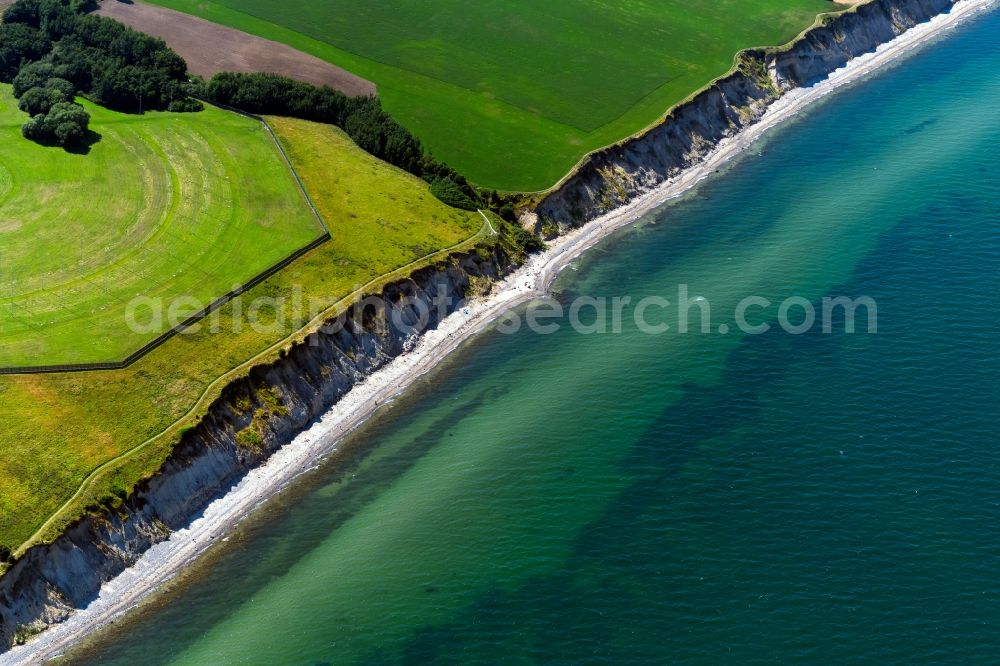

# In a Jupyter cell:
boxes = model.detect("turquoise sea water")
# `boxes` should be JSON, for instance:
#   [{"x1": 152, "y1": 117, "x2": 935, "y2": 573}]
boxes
[{"x1": 70, "y1": 11, "x2": 1000, "y2": 665}]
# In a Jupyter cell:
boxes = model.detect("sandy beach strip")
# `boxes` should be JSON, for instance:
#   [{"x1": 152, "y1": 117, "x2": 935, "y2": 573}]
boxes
[{"x1": 5, "y1": 0, "x2": 996, "y2": 662}]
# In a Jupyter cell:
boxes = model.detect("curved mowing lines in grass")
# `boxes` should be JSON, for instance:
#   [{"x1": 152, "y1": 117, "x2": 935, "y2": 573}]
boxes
[
  {"x1": 190, "y1": 122, "x2": 241, "y2": 255},
  {"x1": 159, "y1": 129, "x2": 236, "y2": 289},
  {"x1": 156, "y1": 128, "x2": 214, "y2": 281},
  {"x1": 102, "y1": 121, "x2": 240, "y2": 313},
  {"x1": 137, "y1": 124, "x2": 191, "y2": 257},
  {"x1": 4, "y1": 131, "x2": 146, "y2": 297},
  {"x1": 196, "y1": 118, "x2": 315, "y2": 272},
  {"x1": 190, "y1": 124, "x2": 236, "y2": 225},
  {"x1": 13, "y1": 117, "x2": 207, "y2": 315},
  {"x1": 0, "y1": 163, "x2": 12, "y2": 204},
  {"x1": 58, "y1": 128, "x2": 223, "y2": 308},
  {"x1": 106, "y1": 126, "x2": 171, "y2": 266},
  {"x1": 0, "y1": 85, "x2": 324, "y2": 367},
  {"x1": 76, "y1": 128, "x2": 152, "y2": 278},
  {"x1": 80, "y1": 128, "x2": 166, "y2": 283},
  {"x1": 7, "y1": 126, "x2": 170, "y2": 305},
  {"x1": 169, "y1": 125, "x2": 214, "y2": 227},
  {"x1": 111, "y1": 125, "x2": 169, "y2": 251}
]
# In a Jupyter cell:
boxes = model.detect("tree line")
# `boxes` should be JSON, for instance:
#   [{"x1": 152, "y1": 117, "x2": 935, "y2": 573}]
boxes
[
  {"x1": 0, "y1": 0, "x2": 486, "y2": 211},
  {"x1": 1, "y1": 0, "x2": 202, "y2": 145},
  {"x1": 200, "y1": 72, "x2": 481, "y2": 209}
]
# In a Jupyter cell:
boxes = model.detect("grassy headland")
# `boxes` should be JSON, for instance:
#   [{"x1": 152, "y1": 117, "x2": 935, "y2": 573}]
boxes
[{"x1": 0, "y1": 116, "x2": 486, "y2": 557}]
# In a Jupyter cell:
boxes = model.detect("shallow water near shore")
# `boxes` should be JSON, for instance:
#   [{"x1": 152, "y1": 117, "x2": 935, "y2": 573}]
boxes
[{"x1": 68, "y1": 10, "x2": 1000, "y2": 664}]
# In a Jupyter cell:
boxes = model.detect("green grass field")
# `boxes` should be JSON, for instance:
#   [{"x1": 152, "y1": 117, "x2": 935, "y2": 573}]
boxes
[
  {"x1": 0, "y1": 115, "x2": 485, "y2": 556},
  {"x1": 0, "y1": 85, "x2": 324, "y2": 368},
  {"x1": 144, "y1": 0, "x2": 841, "y2": 190}
]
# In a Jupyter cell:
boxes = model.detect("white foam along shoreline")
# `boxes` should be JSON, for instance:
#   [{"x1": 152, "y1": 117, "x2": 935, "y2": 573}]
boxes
[{"x1": 6, "y1": 1, "x2": 995, "y2": 662}]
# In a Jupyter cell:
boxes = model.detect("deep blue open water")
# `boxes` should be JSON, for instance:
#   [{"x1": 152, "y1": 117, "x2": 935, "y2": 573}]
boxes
[{"x1": 70, "y1": 9, "x2": 1000, "y2": 664}]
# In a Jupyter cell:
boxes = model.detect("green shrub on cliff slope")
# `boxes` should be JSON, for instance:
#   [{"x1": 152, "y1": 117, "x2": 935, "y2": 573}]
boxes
[{"x1": 429, "y1": 177, "x2": 479, "y2": 211}]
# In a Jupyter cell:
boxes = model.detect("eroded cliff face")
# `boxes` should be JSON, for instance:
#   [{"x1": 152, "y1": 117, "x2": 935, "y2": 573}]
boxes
[
  {"x1": 0, "y1": 249, "x2": 513, "y2": 649},
  {"x1": 535, "y1": 0, "x2": 954, "y2": 227},
  {"x1": 774, "y1": 0, "x2": 953, "y2": 86},
  {"x1": 0, "y1": 0, "x2": 960, "y2": 652}
]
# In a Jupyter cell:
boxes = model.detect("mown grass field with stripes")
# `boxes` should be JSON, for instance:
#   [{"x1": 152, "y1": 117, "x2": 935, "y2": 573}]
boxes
[
  {"x1": 0, "y1": 114, "x2": 485, "y2": 555},
  {"x1": 0, "y1": 84, "x2": 324, "y2": 367}
]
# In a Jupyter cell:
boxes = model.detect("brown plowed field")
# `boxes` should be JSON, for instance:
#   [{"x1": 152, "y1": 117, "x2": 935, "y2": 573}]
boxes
[{"x1": 95, "y1": 0, "x2": 375, "y2": 97}]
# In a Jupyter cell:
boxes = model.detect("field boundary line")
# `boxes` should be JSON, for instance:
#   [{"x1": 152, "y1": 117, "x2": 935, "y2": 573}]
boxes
[
  {"x1": 0, "y1": 106, "x2": 330, "y2": 376},
  {"x1": 517, "y1": 3, "x2": 867, "y2": 198},
  {"x1": 14, "y1": 216, "x2": 496, "y2": 558},
  {"x1": 206, "y1": 101, "x2": 331, "y2": 236}
]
